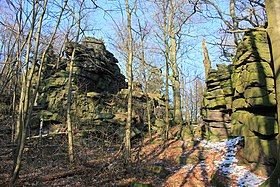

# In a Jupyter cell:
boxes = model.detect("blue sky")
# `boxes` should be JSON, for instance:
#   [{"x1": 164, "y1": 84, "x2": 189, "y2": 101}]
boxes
[
  {"x1": 0, "y1": 0, "x2": 233, "y2": 83},
  {"x1": 80, "y1": 0, "x2": 232, "y2": 82}
]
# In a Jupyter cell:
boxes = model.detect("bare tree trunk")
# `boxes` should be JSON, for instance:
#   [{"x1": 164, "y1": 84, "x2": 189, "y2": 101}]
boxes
[
  {"x1": 202, "y1": 39, "x2": 211, "y2": 79},
  {"x1": 124, "y1": 0, "x2": 133, "y2": 161},
  {"x1": 261, "y1": 0, "x2": 280, "y2": 186},
  {"x1": 185, "y1": 90, "x2": 190, "y2": 124},
  {"x1": 165, "y1": 57, "x2": 170, "y2": 140},
  {"x1": 66, "y1": 48, "x2": 75, "y2": 164},
  {"x1": 230, "y1": 0, "x2": 239, "y2": 45},
  {"x1": 169, "y1": 0, "x2": 182, "y2": 125},
  {"x1": 163, "y1": 0, "x2": 170, "y2": 140},
  {"x1": 140, "y1": 36, "x2": 152, "y2": 140},
  {"x1": 11, "y1": 0, "x2": 47, "y2": 184},
  {"x1": 194, "y1": 79, "x2": 198, "y2": 124}
]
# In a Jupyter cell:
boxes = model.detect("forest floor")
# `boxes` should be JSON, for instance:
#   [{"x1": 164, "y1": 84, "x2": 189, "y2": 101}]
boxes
[{"x1": 0, "y1": 125, "x2": 269, "y2": 187}]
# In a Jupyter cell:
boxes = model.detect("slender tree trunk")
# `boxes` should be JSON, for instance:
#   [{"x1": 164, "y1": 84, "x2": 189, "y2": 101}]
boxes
[
  {"x1": 194, "y1": 79, "x2": 198, "y2": 124},
  {"x1": 230, "y1": 0, "x2": 239, "y2": 45},
  {"x1": 65, "y1": 0, "x2": 84, "y2": 165},
  {"x1": 169, "y1": 0, "x2": 182, "y2": 125},
  {"x1": 12, "y1": 15, "x2": 36, "y2": 187},
  {"x1": 66, "y1": 48, "x2": 75, "y2": 164},
  {"x1": 185, "y1": 90, "x2": 190, "y2": 124},
  {"x1": 11, "y1": 0, "x2": 47, "y2": 184},
  {"x1": 163, "y1": 0, "x2": 170, "y2": 140},
  {"x1": 140, "y1": 35, "x2": 152, "y2": 140},
  {"x1": 165, "y1": 57, "x2": 170, "y2": 140},
  {"x1": 261, "y1": 0, "x2": 280, "y2": 186},
  {"x1": 124, "y1": 0, "x2": 133, "y2": 161},
  {"x1": 202, "y1": 39, "x2": 211, "y2": 79}
]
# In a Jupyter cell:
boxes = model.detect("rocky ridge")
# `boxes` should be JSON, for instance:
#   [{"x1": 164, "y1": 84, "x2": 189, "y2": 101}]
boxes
[{"x1": 33, "y1": 37, "x2": 165, "y2": 140}]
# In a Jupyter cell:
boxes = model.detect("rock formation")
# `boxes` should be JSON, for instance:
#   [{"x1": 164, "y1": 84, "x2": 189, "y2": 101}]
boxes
[
  {"x1": 231, "y1": 30, "x2": 278, "y2": 165},
  {"x1": 33, "y1": 37, "x2": 165, "y2": 140},
  {"x1": 202, "y1": 30, "x2": 279, "y2": 169},
  {"x1": 201, "y1": 64, "x2": 233, "y2": 140}
]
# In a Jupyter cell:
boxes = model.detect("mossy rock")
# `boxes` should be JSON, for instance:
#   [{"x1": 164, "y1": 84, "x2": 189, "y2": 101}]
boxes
[
  {"x1": 232, "y1": 98, "x2": 249, "y2": 110},
  {"x1": 243, "y1": 136, "x2": 277, "y2": 163},
  {"x1": 231, "y1": 111, "x2": 255, "y2": 136},
  {"x1": 234, "y1": 31, "x2": 271, "y2": 63},
  {"x1": 224, "y1": 96, "x2": 233, "y2": 109},
  {"x1": 233, "y1": 72, "x2": 275, "y2": 94},
  {"x1": 242, "y1": 71, "x2": 268, "y2": 88},
  {"x1": 201, "y1": 108, "x2": 207, "y2": 118},
  {"x1": 208, "y1": 122, "x2": 231, "y2": 129},
  {"x1": 234, "y1": 84, "x2": 245, "y2": 95},
  {"x1": 223, "y1": 87, "x2": 233, "y2": 96},
  {"x1": 44, "y1": 76, "x2": 68, "y2": 89},
  {"x1": 39, "y1": 110, "x2": 60, "y2": 122},
  {"x1": 204, "y1": 110, "x2": 231, "y2": 122},
  {"x1": 244, "y1": 87, "x2": 270, "y2": 98},
  {"x1": 234, "y1": 51, "x2": 254, "y2": 66},
  {"x1": 204, "y1": 97, "x2": 226, "y2": 109},
  {"x1": 130, "y1": 182, "x2": 152, "y2": 187},
  {"x1": 205, "y1": 89, "x2": 225, "y2": 99},
  {"x1": 217, "y1": 73, "x2": 231, "y2": 81},
  {"x1": 231, "y1": 120, "x2": 255, "y2": 137},
  {"x1": 246, "y1": 93, "x2": 276, "y2": 107},
  {"x1": 147, "y1": 165, "x2": 171, "y2": 178},
  {"x1": 208, "y1": 126, "x2": 230, "y2": 139},
  {"x1": 86, "y1": 92, "x2": 101, "y2": 98},
  {"x1": 52, "y1": 70, "x2": 68, "y2": 78},
  {"x1": 94, "y1": 113, "x2": 115, "y2": 120},
  {"x1": 246, "y1": 61, "x2": 274, "y2": 77},
  {"x1": 206, "y1": 72, "x2": 218, "y2": 83},
  {"x1": 248, "y1": 115, "x2": 278, "y2": 136},
  {"x1": 233, "y1": 32, "x2": 271, "y2": 70},
  {"x1": 220, "y1": 80, "x2": 232, "y2": 88},
  {"x1": 231, "y1": 110, "x2": 278, "y2": 136},
  {"x1": 207, "y1": 81, "x2": 220, "y2": 88}
]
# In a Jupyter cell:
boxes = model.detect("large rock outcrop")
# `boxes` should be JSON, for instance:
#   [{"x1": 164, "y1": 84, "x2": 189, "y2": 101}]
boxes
[
  {"x1": 202, "y1": 30, "x2": 279, "y2": 166},
  {"x1": 33, "y1": 37, "x2": 165, "y2": 140},
  {"x1": 231, "y1": 30, "x2": 278, "y2": 164}
]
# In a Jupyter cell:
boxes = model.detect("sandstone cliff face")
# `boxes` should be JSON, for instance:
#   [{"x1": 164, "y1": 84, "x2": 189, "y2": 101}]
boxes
[{"x1": 202, "y1": 30, "x2": 279, "y2": 166}]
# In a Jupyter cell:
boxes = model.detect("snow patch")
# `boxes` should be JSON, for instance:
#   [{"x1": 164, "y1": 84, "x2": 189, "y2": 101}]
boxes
[{"x1": 201, "y1": 137, "x2": 266, "y2": 186}]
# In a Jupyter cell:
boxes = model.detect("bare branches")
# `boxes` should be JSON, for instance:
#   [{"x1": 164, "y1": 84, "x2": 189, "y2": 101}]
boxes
[{"x1": 228, "y1": 27, "x2": 266, "y2": 33}]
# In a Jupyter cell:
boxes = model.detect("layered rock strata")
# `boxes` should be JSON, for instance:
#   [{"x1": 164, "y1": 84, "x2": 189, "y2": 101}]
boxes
[
  {"x1": 201, "y1": 64, "x2": 233, "y2": 139},
  {"x1": 231, "y1": 30, "x2": 278, "y2": 164},
  {"x1": 202, "y1": 30, "x2": 279, "y2": 166},
  {"x1": 33, "y1": 37, "x2": 165, "y2": 140}
]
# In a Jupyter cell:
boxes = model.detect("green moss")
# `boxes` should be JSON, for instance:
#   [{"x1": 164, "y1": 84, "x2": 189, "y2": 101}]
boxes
[
  {"x1": 244, "y1": 87, "x2": 269, "y2": 98},
  {"x1": 232, "y1": 98, "x2": 248, "y2": 110},
  {"x1": 231, "y1": 110, "x2": 278, "y2": 136},
  {"x1": 147, "y1": 165, "x2": 171, "y2": 178},
  {"x1": 248, "y1": 115, "x2": 278, "y2": 135},
  {"x1": 246, "y1": 93, "x2": 276, "y2": 107},
  {"x1": 231, "y1": 120, "x2": 254, "y2": 137},
  {"x1": 243, "y1": 136, "x2": 277, "y2": 163},
  {"x1": 130, "y1": 182, "x2": 152, "y2": 187}
]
